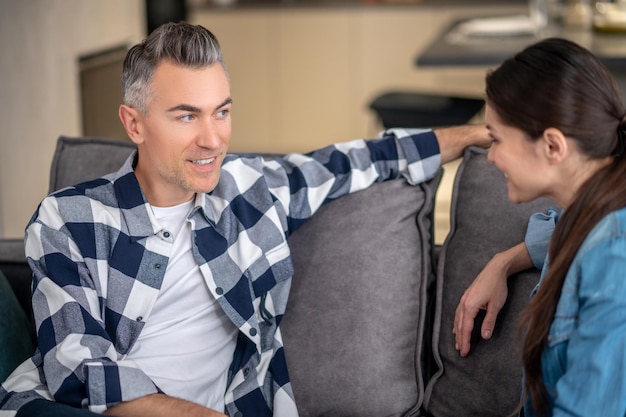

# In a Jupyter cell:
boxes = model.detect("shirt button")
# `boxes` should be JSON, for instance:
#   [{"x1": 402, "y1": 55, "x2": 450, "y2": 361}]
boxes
[
  {"x1": 136, "y1": 316, "x2": 143, "y2": 322},
  {"x1": 249, "y1": 328, "x2": 257, "y2": 337},
  {"x1": 243, "y1": 367, "x2": 250, "y2": 377},
  {"x1": 215, "y1": 287, "x2": 224, "y2": 295},
  {"x1": 155, "y1": 264, "x2": 161, "y2": 269},
  {"x1": 163, "y1": 231, "x2": 171, "y2": 238}
]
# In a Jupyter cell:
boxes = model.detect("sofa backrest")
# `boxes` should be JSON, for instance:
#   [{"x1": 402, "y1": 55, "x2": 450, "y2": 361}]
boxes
[
  {"x1": 43, "y1": 134, "x2": 445, "y2": 416},
  {"x1": 49, "y1": 136, "x2": 136, "y2": 193},
  {"x1": 6, "y1": 136, "x2": 558, "y2": 416}
]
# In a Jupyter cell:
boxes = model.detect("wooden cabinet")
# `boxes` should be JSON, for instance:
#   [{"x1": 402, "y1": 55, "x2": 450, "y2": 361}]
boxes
[{"x1": 190, "y1": 5, "x2": 518, "y2": 153}]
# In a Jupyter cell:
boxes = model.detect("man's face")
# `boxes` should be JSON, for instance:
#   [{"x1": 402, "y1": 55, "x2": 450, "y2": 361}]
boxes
[{"x1": 128, "y1": 61, "x2": 232, "y2": 207}]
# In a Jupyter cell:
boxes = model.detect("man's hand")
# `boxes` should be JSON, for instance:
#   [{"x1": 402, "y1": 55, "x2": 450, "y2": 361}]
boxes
[
  {"x1": 433, "y1": 124, "x2": 491, "y2": 165},
  {"x1": 452, "y1": 242, "x2": 533, "y2": 357},
  {"x1": 103, "y1": 394, "x2": 227, "y2": 417}
]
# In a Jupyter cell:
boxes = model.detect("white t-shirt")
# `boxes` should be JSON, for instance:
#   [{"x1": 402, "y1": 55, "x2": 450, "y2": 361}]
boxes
[{"x1": 126, "y1": 199, "x2": 238, "y2": 411}]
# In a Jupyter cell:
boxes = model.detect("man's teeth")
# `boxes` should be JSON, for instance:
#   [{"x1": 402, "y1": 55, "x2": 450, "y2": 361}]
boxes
[{"x1": 193, "y1": 158, "x2": 215, "y2": 165}]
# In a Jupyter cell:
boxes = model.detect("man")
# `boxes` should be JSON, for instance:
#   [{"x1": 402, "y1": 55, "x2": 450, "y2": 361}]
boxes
[{"x1": 0, "y1": 22, "x2": 489, "y2": 417}]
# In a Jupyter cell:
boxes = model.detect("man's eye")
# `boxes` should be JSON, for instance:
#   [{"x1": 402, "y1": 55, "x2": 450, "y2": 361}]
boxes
[
  {"x1": 217, "y1": 109, "x2": 230, "y2": 119},
  {"x1": 180, "y1": 114, "x2": 195, "y2": 122}
]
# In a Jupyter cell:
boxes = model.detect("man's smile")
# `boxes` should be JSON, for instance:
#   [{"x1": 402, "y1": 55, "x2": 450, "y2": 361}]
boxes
[{"x1": 192, "y1": 157, "x2": 216, "y2": 166}]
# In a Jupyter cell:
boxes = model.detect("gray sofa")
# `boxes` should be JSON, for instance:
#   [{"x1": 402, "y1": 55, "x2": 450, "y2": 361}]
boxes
[{"x1": 0, "y1": 135, "x2": 555, "y2": 417}]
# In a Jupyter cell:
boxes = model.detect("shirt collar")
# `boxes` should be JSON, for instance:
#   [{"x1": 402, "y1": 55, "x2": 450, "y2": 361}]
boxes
[{"x1": 112, "y1": 151, "x2": 219, "y2": 239}]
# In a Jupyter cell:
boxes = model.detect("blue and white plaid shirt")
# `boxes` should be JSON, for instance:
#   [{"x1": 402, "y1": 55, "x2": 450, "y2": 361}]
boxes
[{"x1": 0, "y1": 129, "x2": 440, "y2": 417}]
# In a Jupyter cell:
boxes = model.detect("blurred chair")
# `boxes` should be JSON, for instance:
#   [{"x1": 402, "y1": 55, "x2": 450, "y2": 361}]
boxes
[{"x1": 369, "y1": 91, "x2": 484, "y2": 129}]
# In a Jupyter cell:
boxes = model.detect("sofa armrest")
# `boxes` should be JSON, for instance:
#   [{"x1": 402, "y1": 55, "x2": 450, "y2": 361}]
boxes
[
  {"x1": 0, "y1": 238, "x2": 34, "y2": 334},
  {"x1": 0, "y1": 238, "x2": 25, "y2": 262}
]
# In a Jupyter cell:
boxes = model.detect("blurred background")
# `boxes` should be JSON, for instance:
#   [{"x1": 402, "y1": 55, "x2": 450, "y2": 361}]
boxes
[{"x1": 0, "y1": 0, "x2": 594, "y2": 241}]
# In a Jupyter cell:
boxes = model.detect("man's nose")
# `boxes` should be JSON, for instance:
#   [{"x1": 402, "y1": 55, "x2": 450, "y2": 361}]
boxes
[{"x1": 196, "y1": 119, "x2": 222, "y2": 148}]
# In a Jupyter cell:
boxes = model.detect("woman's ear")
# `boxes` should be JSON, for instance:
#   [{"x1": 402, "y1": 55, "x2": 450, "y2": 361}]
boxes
[
  {"x1": 119, "y1": 105, "x2": 144, "y2": 145},
  {"x1": 540, "y1": 127, "x2": 569, "y2": 165}
]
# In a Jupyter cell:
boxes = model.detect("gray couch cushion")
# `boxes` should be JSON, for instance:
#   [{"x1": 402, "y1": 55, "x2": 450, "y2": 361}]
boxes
[
  {"x1": 49, "y1": 136, "x2": 136, "y2": 193},
  {"x1": 423, "y1": 147, "x2": 557, "y2": 417},
  {"x1": 283, "y1": 173, "x2": 441, "y2": 417}
]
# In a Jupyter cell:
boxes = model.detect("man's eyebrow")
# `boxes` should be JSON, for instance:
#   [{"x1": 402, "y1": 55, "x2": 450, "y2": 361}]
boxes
[
  {"x1": 167, "y1": 104, "x2": 202, "y2": 113},
  {"x1": 166, "y1": 97, "x2": 232, "y2": 113},
  {"x1": 218, "y1": 97, "x2": 233, "y2": 109}
]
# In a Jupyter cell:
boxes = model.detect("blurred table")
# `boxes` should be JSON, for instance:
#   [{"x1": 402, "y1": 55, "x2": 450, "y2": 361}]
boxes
[
  {"x1": 417, "y1": 17, "x2": 626, "y2": 68},
  {"x1": 416, "y1": 16, "x2": 626, "y2": 97}
]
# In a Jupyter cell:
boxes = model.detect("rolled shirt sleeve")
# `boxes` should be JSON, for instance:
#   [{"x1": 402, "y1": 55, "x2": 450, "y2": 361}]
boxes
[
  {"x1": 525, "y1": 209, "x2": 559, "y2": 270},
  {"x1": 258, "y1": 128, "x2": 441, "y2": 231}
]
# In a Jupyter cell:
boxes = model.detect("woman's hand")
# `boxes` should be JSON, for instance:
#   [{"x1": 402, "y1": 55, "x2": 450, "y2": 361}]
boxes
[{"x1": 453, "y1": 242, "x2": 533, "y2": 357}]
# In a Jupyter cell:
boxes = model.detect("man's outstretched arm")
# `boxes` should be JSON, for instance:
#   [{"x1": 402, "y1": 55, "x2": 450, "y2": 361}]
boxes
[{"x1": 434, "y1": 124, "x2": 490, "y2": 164}]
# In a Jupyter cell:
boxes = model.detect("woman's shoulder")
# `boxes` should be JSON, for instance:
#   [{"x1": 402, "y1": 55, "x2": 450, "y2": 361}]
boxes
[
  {"x1": 579, "y1": 207, "x2": 626, "y2": 252},
  {"x1": 569, "y1": 208, "x2": 626, "y2": 288}
]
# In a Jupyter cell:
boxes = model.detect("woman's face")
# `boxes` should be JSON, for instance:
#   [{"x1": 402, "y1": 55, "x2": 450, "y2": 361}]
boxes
[{"x1": 485, "y1": 104, "x2": 552, "y2": 204}]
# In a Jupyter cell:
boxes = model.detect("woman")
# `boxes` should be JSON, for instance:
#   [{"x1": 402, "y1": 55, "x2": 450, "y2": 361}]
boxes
[{"x1": 485, "y1": 38, "x2": 626, "y2": 416}]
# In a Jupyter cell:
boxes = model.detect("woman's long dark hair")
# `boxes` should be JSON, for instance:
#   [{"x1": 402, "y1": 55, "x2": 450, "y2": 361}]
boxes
[{"x1": 486, "y1": 38, "x2": 626, "y2": 416}]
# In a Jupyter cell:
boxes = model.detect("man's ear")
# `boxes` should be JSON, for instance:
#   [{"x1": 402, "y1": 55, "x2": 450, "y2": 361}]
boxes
[
  {"x1": 119, "y1": 104, "x2": 144, "y2": 145},
  {"x1": 540, "y1": 127, "x2": 568, "y2": 164}
]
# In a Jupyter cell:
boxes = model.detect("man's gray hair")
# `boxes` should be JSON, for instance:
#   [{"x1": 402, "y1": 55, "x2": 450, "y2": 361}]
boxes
[{"x1": 121, "y1": 22, "x2": 226, "y2": 113}]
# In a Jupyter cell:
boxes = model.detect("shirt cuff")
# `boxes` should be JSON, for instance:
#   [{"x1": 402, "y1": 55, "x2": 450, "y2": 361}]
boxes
[
  {"x1": 84, "y1": 361, "x2": 159, "y2": 413},
  {"x1": 384, "y1": 128, "x2": 441, "y2": 185},
  {"x1": 525, "y1": 209, "x2": 559, "y2": 270}
]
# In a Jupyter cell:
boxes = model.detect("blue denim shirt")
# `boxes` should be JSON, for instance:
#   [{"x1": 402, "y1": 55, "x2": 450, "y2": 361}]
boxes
[{"x1": 523, "y1": 208, "x2": 626, "y2": 417}]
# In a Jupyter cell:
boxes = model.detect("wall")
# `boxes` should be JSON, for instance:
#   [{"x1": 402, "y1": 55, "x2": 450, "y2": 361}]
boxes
[
  {"x1": 188, "y1": 5, "x2": 522, "y2": 154},
  {"x1": 188, "y1": 4, "x2": 521, "y2": 243},
  {"x1": 0, "y1": 2, "x2": 523, "y2": 239},
  {"x1": 0, "y1": 0, "x2": 145, "y2": 238}
]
